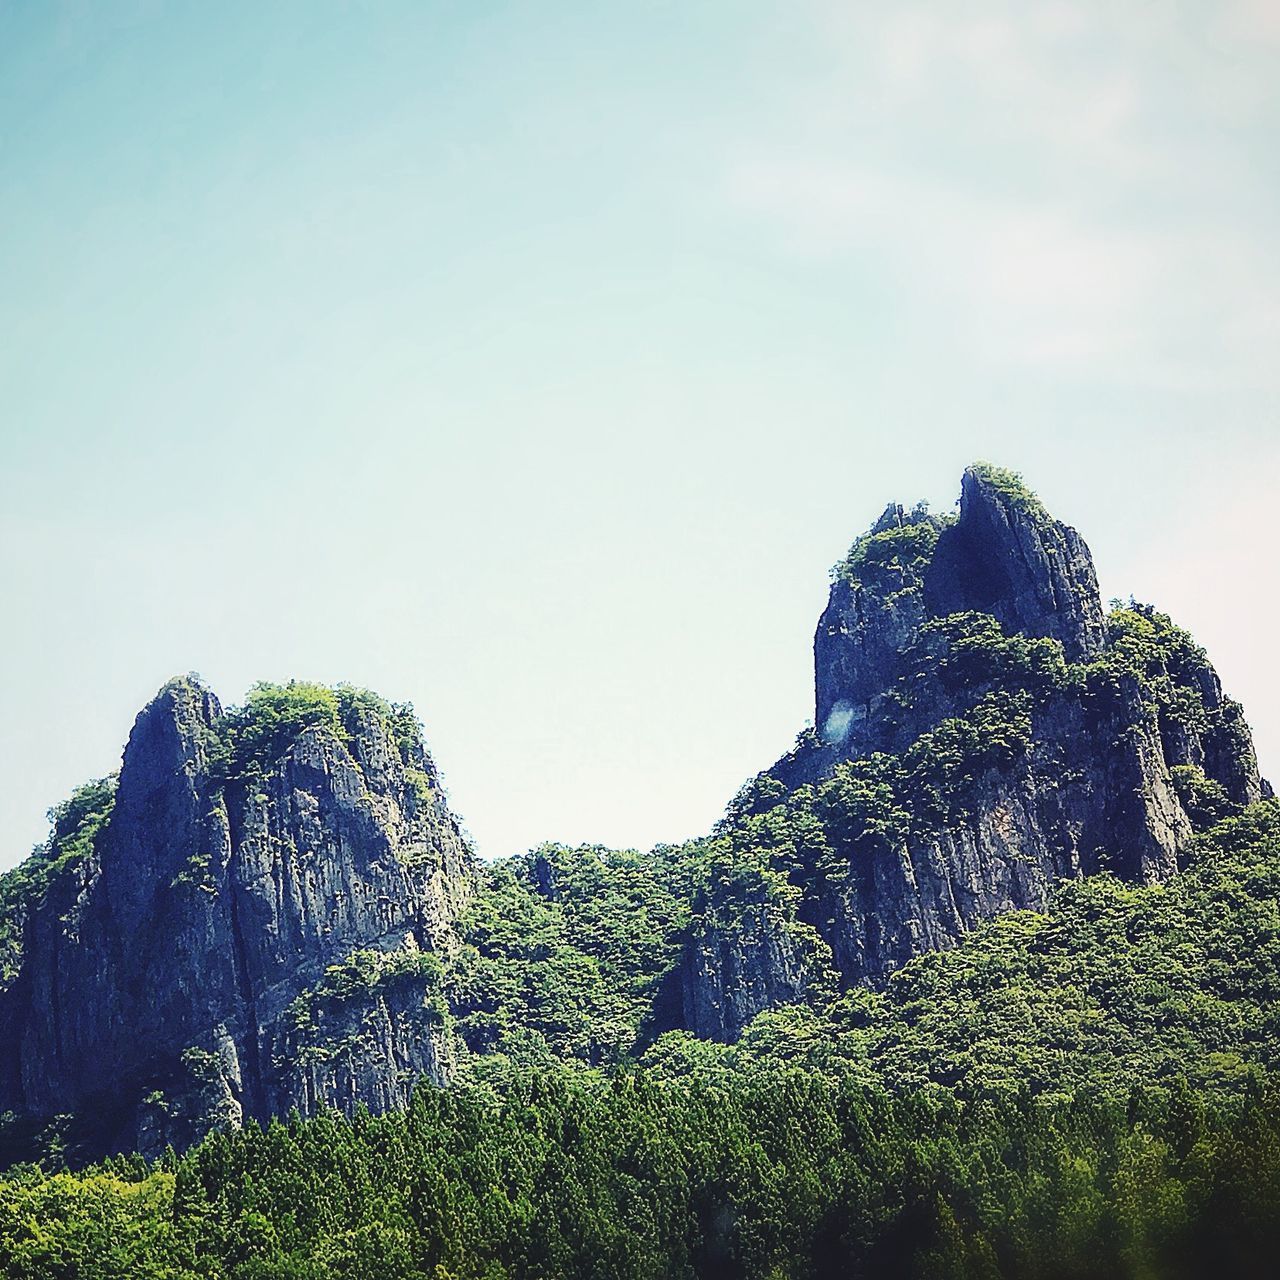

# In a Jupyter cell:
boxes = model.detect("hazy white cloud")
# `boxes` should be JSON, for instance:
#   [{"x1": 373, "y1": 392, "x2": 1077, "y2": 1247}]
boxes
[
  {"x1": 726, "y1": 156, "x2": 1159, "y2": 369},
  {"x1": 1228, "y1": 0, "x2": 1280, "y2": 43},
  {"x1": 726, "y1": 1, "x2": 1280, "y2": 384}
]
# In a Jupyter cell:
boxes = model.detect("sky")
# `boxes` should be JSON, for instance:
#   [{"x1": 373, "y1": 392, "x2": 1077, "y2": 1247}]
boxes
[{"x1": 1, "y1": 1, "x2": 1277, "y2": 870}]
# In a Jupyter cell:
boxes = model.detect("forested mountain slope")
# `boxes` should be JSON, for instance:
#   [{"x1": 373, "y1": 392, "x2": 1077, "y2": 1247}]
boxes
[
  {"x1": 4, "y1": 803, "x2": 1280, "y2": 1278},
  {"x1": 679, "y1": 463, "x2": 1266, "y2": 1038},
  {"x1": 0, "y1": 465, "x2": 1270, "y2": 1171}
]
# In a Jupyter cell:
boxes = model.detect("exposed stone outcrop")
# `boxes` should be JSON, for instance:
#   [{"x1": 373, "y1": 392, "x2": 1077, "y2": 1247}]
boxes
[
  {"x1": 0, "y1": 461, "x2": 1269, "y2": 1123},
  {"x1": 681, "y1": 902, "x2": 826, "y2": 1044},
  {"x1": 813, "y1": 502, "x2": 943, "y2": 755},
  {"x1": 813, "y1": 467, "x2": 1104, "y2": 757},
  {"x1": 924, "y1": 467, "x2": 1106, "y2": 661},
  {"x1": 682, "y1": 464, "x2": 1267, "y2": 1039},
  {"x1": 0, "y1": 679, "x2": 476, "y2": 1157}
]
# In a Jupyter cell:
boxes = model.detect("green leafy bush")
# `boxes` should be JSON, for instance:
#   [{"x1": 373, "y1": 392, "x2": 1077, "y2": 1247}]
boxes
[
  {"x1": 210, "y1": 681, "x2": 426, "y2": 782},
  {"x1": 287, "y1": 948, "x2": 446, "y2": 1034},
  {"x1": 216, "y1": 681, "x2": 346, "y2": 778},
  {"x1": 833, "y1": 514, "x2": 945, "y2": 591}
]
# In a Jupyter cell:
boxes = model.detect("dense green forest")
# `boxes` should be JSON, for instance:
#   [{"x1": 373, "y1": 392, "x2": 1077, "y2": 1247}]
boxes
[
  {"x1": 1, "y1": 564, "x2": 1276, "y2": 1276},
  {"x1": 3, "y1": 804, "x2": 1280, "y2": 1277},
  {"x1": 647, "y1": 801, "x2": 1280, "y2": 1095},
  {"x1": 4, "y1": 1069, "x2": 1279, "y2": 1279}
]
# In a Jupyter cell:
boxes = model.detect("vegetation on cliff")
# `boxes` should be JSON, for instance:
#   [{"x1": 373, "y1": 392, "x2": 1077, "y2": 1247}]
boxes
[
  {"x1": 4, "y1": 802, "x2": 1280, "y2": 1278},
  {"x1": 0, "y1": 776, "x2": 116, "y2": 988},
  {"x1": 650, "y1": 803, "x2": 1280, "y2": 1092},
  {"x1": 0, "y1": 466, "x2": 1274, "y2": 1276},
  {"x1": 211, "y1": 680, "x2": 425, "y2": 780}
]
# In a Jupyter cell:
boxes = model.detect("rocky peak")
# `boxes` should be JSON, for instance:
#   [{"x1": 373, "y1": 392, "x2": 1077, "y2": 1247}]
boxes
[
  {"x1": 0, "y1": 465, "x2": 1268, "y2": 1143},
  {"x1": 815, "y1": 502, "x2": 946, "y2": 747},
  {"x1": 684, "y1": 464, "x2": 1267, "y2": 1040},
  {"x1": 814, "y1": 464, "x2": 1105, "y2": 755},
  {"x1": 102, "y1": 676, "x2": 222, "y2": 938},
  {"x1": 924, "y1": 464, "x2": 1106, "y2": 661},
  {"x1": 0, "y1": 677, "x2": 478, "y2": 1158}
]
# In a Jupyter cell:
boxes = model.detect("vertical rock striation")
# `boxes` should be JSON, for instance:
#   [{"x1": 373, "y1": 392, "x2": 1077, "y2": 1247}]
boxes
[
  {"x1": 0, "y1": 679, "x2": 476, "y2": 1156},
  {"x1": 0, "y1": 461, "x2": 1269, "y2": 1129},
  {"x1": 924, "y1": 466, "x2": 1107, "y2": 660}
]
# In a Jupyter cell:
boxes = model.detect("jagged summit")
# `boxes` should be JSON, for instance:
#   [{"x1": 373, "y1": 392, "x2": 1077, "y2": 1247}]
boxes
[
  {"x1": 928, "y1": 464, "x2": 1106, "y2": 659},
  {"x1": 816, "y1": 463, "x2": 1104, "y2": 753},
  {"x1": 682, "y1": 464, "x2": 1267, "y2": 1039},
  {"x1": 0, "y1": 677, "x2": 476, "y2": 1156},
  {"x1": 0, "y1": 464, "x2": 1269, "y2": 1155}
]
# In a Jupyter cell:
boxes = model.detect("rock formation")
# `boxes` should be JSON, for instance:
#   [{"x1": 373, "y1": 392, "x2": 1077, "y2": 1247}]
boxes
[
  {"x1": 0, "y1": 462, "x2": 1269, "y2": 1146},
  {"x1": 0, "y1": 679, "x2": 475, "y2": 1156},
  {"x1": 681, "y1": 464, "x2": 1267, "y2": 1040}
]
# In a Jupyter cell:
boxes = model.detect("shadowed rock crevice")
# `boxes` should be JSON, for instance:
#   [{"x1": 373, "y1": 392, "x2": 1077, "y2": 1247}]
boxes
[{"x1": 923, "y1": 465, "x2": 1106, "y2": 661}]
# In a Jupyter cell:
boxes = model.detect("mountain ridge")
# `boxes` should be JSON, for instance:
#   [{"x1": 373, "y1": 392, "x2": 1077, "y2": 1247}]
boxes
[
  {"x1": 680, "y1": 462, "x2": 1266, "y2": 1037},
  {"x1": 0, "y1": 463, "x2": 1268, "y2": 1161}
]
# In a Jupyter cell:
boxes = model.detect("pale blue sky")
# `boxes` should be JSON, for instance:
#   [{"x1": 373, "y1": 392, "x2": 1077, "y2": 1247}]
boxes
[{"x1": 2, "y1": 1, "x2": 1278, "y2": 868}]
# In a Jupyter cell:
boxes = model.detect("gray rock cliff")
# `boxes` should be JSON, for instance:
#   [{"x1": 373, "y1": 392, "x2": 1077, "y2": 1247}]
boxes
[
  {"x1": 682, "y1": 464, "x2": 1267, "y2": 1039},
  {"x1": 0, "y1": 463, "x2": 1269, "y2": 1133},
  {"x1": 0, "y1": 679, "x2": 476, "y2": 1156}
]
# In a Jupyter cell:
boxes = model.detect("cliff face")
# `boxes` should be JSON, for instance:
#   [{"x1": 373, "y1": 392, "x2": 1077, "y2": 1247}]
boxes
[
  {"x1": 0, "y1": 462, "x2": 1270, "y2": 1144},
  {"x1": 682, "y1": 465, "x2": 1267, "y2": 1040},
  {"x1": 924, "y1": 468, "x2": 1106, "y2": 662},
  {"x1": 680, "y1": 901, "x2": 827, "y2": 1044},
  {"x1": 0, "y1": 680, "x2": 475, "y2": 1156}
]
